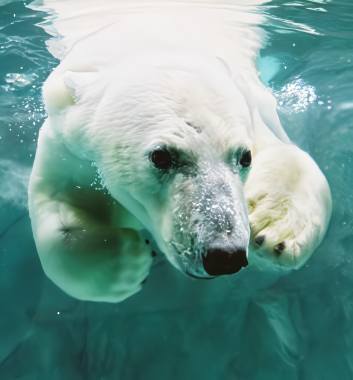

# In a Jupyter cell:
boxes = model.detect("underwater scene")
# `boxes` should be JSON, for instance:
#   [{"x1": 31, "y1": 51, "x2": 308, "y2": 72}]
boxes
[{"x1": 0, "y1": 0, "x2": 353, "y2": 379}]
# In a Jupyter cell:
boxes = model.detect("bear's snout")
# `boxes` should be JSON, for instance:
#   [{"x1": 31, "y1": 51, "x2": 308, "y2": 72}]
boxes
[{"x1": 202, "y1": 248, "x2": 248, "y2": 276}]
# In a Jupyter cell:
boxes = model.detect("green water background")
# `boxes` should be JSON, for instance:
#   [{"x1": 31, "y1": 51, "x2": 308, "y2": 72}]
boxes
[{"x1": 0, "y1": 0, "x2": 353, "y2": 378}]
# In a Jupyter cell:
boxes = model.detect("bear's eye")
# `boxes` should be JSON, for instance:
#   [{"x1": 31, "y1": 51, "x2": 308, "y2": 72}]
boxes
[
  {"x1": 240, "y1": 150, "x2": 251, "y2": 168},
  {"x1": 151, "y1": 149, "x2": 173, "y2": 170}
]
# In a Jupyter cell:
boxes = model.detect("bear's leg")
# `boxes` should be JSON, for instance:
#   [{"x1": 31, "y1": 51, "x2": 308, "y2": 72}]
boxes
[
  {"x1": 244, "y1": 143, "x2": 332, "y2": 269},
  {"x1": 29, "y1": 123, "x2": 153, "y2": 302}
]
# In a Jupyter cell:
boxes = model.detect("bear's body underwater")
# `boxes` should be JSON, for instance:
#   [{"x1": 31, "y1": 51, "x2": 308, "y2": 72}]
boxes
[{"x1": 28, "y1": 0, "x2": 332, "y2": 302}]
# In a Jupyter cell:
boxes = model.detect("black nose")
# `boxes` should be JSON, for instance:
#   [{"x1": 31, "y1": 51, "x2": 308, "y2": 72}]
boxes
[{"x1": 202, "y1": 248, "x2": 248, "y2": 276}]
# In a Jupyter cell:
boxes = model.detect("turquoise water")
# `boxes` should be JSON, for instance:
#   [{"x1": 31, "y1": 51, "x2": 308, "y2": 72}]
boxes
[{"x1": 0, "y1": 0, "x2": 353, "y2": 379}]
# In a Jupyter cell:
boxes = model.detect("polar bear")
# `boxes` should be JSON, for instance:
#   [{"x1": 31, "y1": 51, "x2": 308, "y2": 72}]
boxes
[{"x1": 29, "y1": 0, "x2": 332, "y2": 302}]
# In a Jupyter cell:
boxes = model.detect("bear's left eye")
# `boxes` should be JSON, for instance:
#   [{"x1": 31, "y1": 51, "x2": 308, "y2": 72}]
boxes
[
  {"x1": 240, "y1": 150, "x2": 251, "y2": 168},
  {"x1": 151, "y1": 149, "x2": 173, "y2": 170}
]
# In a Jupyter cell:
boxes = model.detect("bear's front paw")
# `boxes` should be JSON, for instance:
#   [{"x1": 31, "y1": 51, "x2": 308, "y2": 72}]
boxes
[
  {"x1": 82, "y1": 228, "x2": 154, "y2": 302},
  {"x1": 247, "y1": 196, "x2": 311, "y2": 268},
  {"x1": 245, "y1": 144, "x2": 331, "y2": 269}
]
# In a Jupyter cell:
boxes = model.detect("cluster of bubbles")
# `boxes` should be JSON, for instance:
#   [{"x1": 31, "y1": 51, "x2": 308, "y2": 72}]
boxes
[
  {"x1": 271, "y1": 77, "x2": 318, "y2": 113},
  {"x1": 90, "y1": 163, "x2": 108, "y2": 191}
]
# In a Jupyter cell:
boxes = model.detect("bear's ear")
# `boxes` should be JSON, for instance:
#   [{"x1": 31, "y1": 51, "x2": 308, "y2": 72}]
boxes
[{"x1": 43, "y1": 71, "x2": 99, "y2": 116}]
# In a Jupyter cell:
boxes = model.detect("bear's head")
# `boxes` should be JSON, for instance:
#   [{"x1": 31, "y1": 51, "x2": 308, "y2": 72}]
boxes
[{"x1": 45, "y1": 55, "x2": 255, "y2": 279}]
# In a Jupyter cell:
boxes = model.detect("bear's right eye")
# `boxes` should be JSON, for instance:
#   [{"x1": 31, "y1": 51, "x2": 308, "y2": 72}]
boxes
[
  {"x1": 151, "y1": 149, "x2": 173, "y2": 170},
  {"x1": 240, "y1": 150, "x2": 251, "y2": 168}
]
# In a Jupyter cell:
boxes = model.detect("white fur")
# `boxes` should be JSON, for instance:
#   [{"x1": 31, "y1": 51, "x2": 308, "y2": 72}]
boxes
[
  {"x1": 28, "y1": 0, "x2": 331, "y2": 302},
  {"x1": 245, "y1": 144, "x2": 332, "y2": 268}
]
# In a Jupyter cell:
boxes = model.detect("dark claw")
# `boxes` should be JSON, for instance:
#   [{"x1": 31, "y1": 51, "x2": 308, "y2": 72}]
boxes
[
  {"x1": 145, "y1": 240, "x2": 149, "y2": 245},
  {"x1": 255, "y1": 235, "x2": 265, "y2": 246},
  {"x1": 274, "y1": 242, "x2": 285, "y2": 254},
  {"x1": 141, "y1": 278, "x2": 148, "y2": 284},
  {"x1": 151, "y1": 251, "x2": 156, "y2": 257}
]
